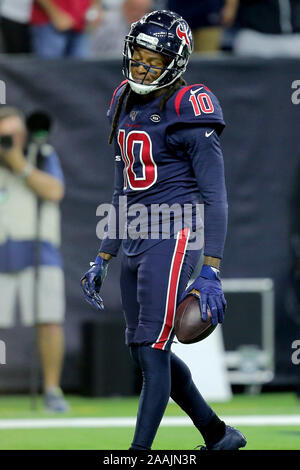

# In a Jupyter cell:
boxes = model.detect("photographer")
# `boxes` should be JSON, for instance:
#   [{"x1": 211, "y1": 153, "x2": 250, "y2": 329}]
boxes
[{"x1": 0, "y1": 106, "x2": 68, "y2": 412}]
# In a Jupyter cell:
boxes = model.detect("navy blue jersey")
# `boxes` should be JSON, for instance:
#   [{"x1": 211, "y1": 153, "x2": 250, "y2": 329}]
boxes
[{"x1": 100, "y1": 80, "x2": 228, "y2": 258}]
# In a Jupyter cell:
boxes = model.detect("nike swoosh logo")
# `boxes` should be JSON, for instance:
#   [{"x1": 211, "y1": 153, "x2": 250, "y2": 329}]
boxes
[
  {"x1": 190, "y1": 87, "x2": 203, "y2": 95},
  {"x1": 205, "y1": 130, "x2": 215, "y2": 138}
]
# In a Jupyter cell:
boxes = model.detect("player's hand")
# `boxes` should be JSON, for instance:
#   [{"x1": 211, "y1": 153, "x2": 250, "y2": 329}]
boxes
[
  {"x1": 180, "y1": 265, "x2": 226, "y2": 326},
  {"x1": 80, "y1": 255, "x2": 109, "y2": 310}
]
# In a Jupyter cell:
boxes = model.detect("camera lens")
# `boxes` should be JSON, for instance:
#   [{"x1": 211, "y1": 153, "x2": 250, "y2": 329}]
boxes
[{"x1": 0, "y1": 135, "x2": 13, "y2": 150}]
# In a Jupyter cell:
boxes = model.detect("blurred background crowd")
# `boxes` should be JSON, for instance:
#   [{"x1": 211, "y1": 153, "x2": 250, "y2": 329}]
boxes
[{"x1": 1, "y1": 0, "x2": 300, "y2": 58}]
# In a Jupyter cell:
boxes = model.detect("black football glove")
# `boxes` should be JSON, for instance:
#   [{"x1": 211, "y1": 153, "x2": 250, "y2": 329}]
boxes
[
  {"x1": 81, "y1": 254, "x2": 109, "y2": 310},
  {"x1": 180, "y1": 265, "x2": 226, "y2": 326}
]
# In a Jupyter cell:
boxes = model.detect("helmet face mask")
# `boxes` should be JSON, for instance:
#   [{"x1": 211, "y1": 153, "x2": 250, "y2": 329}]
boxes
[
  {"x1": 130, "y1": 54, "x2": 171, "y2": 83},
  {"x1": 123, "y1": 10, "x2": 193, "y2": 95}
]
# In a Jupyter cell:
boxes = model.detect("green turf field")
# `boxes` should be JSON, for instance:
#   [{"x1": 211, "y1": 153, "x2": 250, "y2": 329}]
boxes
[{"x1": 0, "y1": 393, "x2": 299, "y2": 450}]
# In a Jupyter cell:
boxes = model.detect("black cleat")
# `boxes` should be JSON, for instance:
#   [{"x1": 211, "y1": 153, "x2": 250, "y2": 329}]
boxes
[{"x1": 199, "y1": 425, "x2": 247, "y2": 450}]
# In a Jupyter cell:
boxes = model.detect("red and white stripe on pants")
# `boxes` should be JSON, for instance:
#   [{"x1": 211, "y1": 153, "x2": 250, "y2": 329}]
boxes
[{"x1": 152, "y1": 227, "x2": 190, "y2": 350}]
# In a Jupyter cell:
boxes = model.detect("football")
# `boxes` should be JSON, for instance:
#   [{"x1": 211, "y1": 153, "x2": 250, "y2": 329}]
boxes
[{"x1": 174, "y1": 291, "x2": 216, "y2": 344}]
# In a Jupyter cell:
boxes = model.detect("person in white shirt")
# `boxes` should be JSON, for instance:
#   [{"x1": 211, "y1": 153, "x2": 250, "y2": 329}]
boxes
[{"x1": 91, "y1": 0, "x2": 152, "y2": 57}]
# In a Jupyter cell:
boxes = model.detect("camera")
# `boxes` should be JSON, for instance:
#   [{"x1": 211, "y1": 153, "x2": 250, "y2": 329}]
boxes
[{"x1": 0, "y1": 134, "x2": 13, "y2": 151}]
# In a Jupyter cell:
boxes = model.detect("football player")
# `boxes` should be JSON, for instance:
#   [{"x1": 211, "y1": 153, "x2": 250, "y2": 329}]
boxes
[{"x1": 81, "y1": 10, "x2": 247, "y2": 451}]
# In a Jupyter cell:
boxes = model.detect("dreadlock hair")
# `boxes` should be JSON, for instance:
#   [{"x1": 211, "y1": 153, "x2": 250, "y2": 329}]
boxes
[{"x1": 108, "y1": 77, "x2": 187, "y2": 145}]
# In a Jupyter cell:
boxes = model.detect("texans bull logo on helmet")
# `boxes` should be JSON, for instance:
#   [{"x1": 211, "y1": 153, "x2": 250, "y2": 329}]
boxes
[{"x1": 176, "y1": 23, "x2": 192, "y2": 53}]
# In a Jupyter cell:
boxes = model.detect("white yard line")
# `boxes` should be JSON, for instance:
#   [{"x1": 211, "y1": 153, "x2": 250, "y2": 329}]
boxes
[{"x1": 0, "y1": 415, "x2": 300, "y2": 429}]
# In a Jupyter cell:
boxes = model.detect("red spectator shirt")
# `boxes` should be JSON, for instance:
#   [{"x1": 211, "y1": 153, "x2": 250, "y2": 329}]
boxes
[{"x1": 31, "y1": 0, "x2": 91, "y2": 32}]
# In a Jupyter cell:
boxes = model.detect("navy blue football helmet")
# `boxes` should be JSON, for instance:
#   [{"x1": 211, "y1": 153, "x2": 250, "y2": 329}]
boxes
[{"x1": 123, "y1": 10, "x2": 193, "y2": 95}]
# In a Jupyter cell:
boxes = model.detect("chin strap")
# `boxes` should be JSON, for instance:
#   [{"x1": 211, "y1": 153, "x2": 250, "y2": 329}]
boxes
[
  {"x1": 128, "y1": 70, "x2": 184, "y2": 96},
  {"x1": 129, "y1": 80, "x2": 157, "y2": 95}
]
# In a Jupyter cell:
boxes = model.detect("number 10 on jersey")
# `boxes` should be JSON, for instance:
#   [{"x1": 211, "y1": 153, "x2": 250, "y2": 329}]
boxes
[
  {"x1": 118, "y1": 129, "x2": 157, "y2": 190},
  {"x1": 189, "y1": 92, "x2": 214, "y2": 116}
]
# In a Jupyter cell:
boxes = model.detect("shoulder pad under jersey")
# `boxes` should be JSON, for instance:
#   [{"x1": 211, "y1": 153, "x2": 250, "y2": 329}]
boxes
[
  {"x1": 107, "y1": 80, "x2": 128, "y2": 123},
  {"x1": 167, "y1": 83, "x2": 225, "y2": 134}
]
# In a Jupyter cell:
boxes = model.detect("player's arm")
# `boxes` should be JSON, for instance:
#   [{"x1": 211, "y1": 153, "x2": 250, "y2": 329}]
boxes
[
  {"x1": 189, "y1": 126, "x2": 227, "y2": 324},
  {"x1": 81, "y1": 81, "x2": 127, "y2": 310},
  {"x1": 189, "y1": 127, "x2": 228, "y2": 263},
  {"x1": 80, "y1": 151, "x2": 125, "y2": 309},
  {"x1": 168, "y1": 124, "x2": 228, "y2": 324},
  {"x1": 168, "y1": 125, "x2": 228, "y2": 260},
  {"x1": 169, "y1": 85, "x2": 227, "y2": 257},
  {"x1": 98, "y1": 149, "x2": 125, "y2": 259}
]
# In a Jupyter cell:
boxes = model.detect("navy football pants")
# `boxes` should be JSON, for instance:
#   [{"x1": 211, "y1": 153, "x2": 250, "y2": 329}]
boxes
[
  {"x1": 120, "y1": 228, "x2": 200, "y2": 350},
  {"x1": 120, "y1": 229, "x2": 222, "y2": 449}
]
